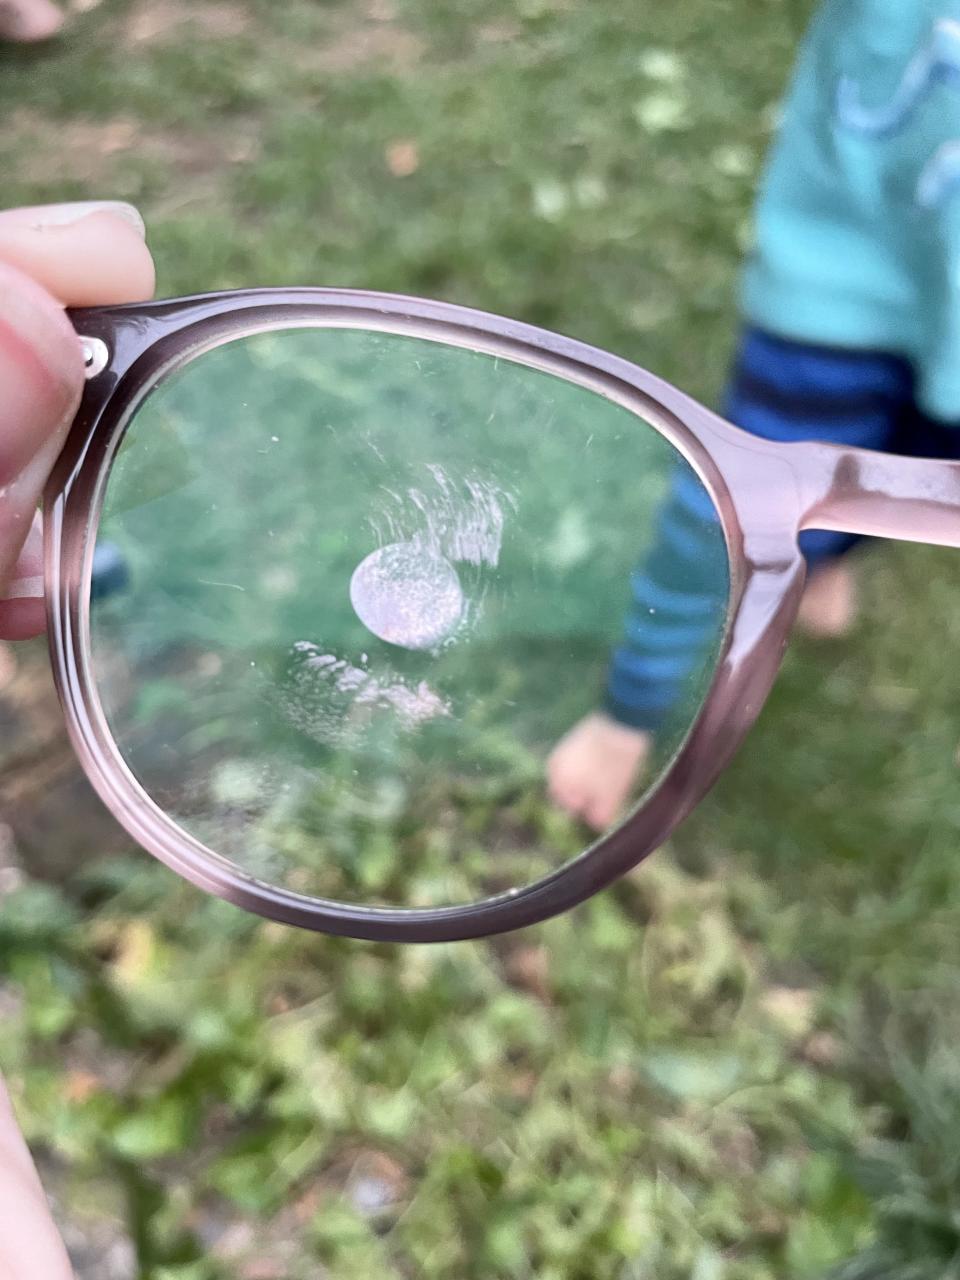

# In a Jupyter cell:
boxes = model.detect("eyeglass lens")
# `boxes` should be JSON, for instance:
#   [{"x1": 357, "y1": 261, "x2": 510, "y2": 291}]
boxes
[{"x1": 88, "y1": 326, "x2": 730, "y2": 909}]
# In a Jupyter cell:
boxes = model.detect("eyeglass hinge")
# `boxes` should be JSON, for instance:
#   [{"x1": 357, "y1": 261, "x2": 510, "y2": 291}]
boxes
[{"x1": 80, "y1": 336, "x2": 110, "y2": 379}]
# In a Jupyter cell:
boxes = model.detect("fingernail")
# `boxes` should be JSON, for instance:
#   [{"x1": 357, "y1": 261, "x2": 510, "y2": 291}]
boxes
[
  {"x1": 0, "y1": 201, "x2": 146, "y2": 238},
  {"x1": 1, "y1": 575, "x2": 42, "y2": 601}
]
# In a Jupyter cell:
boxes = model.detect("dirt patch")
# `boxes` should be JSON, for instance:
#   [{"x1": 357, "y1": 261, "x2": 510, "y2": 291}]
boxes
[
  {"x1": 0, "y1": 644, "x2": 130, "y2": 879},
  {"x1": 476, "y1": 20, "x2": 523, "y2": 44},
  {"x1": 122, "y1": 0, "x2": 421, "y2": 75},
  {"x1": 297, "y1": 20, "x2": 425, "y2": 75},
  {"x1": 5, "y1": 108, "x2": 261, "y2": 192},
  {"x1": 123, "y1": 0, "x2": 250, "y2": 46}
]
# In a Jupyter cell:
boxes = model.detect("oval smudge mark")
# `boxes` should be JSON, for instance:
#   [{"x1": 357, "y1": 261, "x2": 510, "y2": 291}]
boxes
[{"x1": 349, "y1": 541, "x2": 464, "y2": 650}]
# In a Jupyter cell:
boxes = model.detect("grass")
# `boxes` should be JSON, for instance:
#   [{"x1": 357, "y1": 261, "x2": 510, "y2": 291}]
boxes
[{"x1": 5, "y1": 0, "x2": 960, "y2": 1276}]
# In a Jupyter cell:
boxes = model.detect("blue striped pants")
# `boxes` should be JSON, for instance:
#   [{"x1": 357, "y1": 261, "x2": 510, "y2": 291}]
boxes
[{"x1": 605, "y1": 327, "x2": 960, "y2": 730}]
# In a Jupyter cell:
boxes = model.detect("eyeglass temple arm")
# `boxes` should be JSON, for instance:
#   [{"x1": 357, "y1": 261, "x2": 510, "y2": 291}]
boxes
[{"x1": 796, "y1": 441, "x2": 960, "y2": 551}]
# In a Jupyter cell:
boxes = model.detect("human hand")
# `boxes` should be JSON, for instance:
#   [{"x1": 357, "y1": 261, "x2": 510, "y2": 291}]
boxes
[
  {"x1": 0, "y1": 200, "x2": 155, "y2": 641},
  {"x1": 0, "y1": 199, "x2": 155, "y2": 1278}
]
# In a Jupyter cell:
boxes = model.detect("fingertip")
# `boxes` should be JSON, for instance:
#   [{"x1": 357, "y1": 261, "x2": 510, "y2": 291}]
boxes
[
  {"x1": 0, "y1": 210, "x2": 157, "y2": 307},
  {"x1": 75, "y1": 212, "x2": 156, "y2": 302},
  {"x1": 583, "y1": 803, "x2": 612, "y2": 834}
]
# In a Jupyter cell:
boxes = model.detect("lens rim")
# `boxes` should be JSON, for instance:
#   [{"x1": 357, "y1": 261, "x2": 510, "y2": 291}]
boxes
[{"x1": 46, "y1": 289, "x2": 806, "y2": 941}]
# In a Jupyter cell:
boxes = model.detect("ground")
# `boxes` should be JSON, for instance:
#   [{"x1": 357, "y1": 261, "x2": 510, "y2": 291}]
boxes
[{"x1": 5, "y1": 1, "x2": 960, "y2": 1277}]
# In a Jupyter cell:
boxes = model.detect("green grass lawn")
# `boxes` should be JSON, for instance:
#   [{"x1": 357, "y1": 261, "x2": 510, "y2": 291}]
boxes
[{"x1": 6, "y1": 1, "x2": 960, "y2": 1276}]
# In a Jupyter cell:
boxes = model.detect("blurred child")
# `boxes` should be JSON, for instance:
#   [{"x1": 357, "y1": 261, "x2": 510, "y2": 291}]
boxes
[{"x1": 549, "y1": 1, "x2": 960, "y2": 830}]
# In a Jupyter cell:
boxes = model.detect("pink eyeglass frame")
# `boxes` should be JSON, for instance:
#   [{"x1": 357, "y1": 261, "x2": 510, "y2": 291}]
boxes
[{"x1": 46, "y1": 287, "x2": 960, "y2": 943}]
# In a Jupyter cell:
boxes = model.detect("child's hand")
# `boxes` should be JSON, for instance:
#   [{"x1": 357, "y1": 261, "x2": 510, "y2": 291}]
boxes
[
  {"x1": 0, "y1": 199, "x2": 155, "y2": 1278},
  {"x1": 0, "y1": 200, "x2": 154, "y2": 641},
  {"x1": 548, "y1": 712, "x2": 651, "y2": 832}
]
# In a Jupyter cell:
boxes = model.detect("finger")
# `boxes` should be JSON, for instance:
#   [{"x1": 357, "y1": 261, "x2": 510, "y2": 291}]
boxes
[
  {"x1": 584, "y1": 798, "x2": 616, "y2": 833},
  {"x1": 547, "y1": 770, "x2": 586, "y2": 816},
  {"x1": 0, "y1": 262, "x2": 83, "y2": 639},
  {"x1": 0, "y1": 202, "x2": 154, "y2": 305},
  {"x1": 0, "y1": 511, "x2": 43, "y2": 639},
  {"x1": 0, "y1": 1076, "x2": 74, "y2": 1279},
  {"x1": 0, "y1": 259, "x2": 83, "y2": 548},
  {"x1": 0, "y1": 202, "x2": 156, "y2": 640}
]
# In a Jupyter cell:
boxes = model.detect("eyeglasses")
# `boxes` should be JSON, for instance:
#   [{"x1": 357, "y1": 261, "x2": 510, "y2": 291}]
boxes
[{"x1": 46, "y1": 287, "x2": 960, "y2": 942}]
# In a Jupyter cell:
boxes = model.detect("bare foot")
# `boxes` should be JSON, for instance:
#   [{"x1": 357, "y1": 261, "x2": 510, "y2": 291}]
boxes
[
  {"x1": 547, "y1": 712, "x2": 651, "y2": 832},
  {"x1": 797, "y1": 561, "x2": 857, "y2": 639},
  {"x1": 0, "y1": 0, "x2": 64, "y2": 41}
]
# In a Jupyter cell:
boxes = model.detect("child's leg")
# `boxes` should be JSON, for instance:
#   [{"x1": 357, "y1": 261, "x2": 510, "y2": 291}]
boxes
[
  {"x1": 548, "y1": 329, "x2": 913, "y2": 831},
  {"x1": 725, "y1": 331, "x2": 914, "y2": 639},
  {"x1": 801, "y1": 407, "x2": 960, "y2": 637},
  {"x1": 797, "y1": 556, "x2": 858, "y2": 638}
]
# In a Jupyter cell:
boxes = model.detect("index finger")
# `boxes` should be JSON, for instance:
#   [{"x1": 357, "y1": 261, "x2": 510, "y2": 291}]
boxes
[{"x1": 0, "y1": 202, "x2": 155, "y2": 304}]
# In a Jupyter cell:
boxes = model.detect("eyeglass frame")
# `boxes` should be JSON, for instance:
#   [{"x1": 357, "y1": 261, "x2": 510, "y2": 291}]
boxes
[{"x1": 45, "y1": 286, "x2": 960, "y2": 943}]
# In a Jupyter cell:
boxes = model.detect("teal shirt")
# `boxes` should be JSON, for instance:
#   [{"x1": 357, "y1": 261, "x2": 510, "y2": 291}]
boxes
[{"x1": 744, "y1": 1, "x2": 960, "y2": 419}]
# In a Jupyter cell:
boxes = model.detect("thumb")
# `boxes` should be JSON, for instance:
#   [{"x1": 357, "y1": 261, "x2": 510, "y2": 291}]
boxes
[
  {"x1": 0, "y1": 1075, "x2": 74, "y2": 1279},
  {"x1": 0, "y1": 262, "x2": 84, "y2": 638}
]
